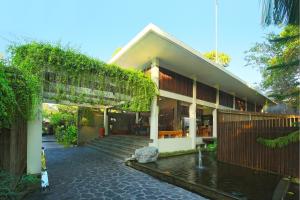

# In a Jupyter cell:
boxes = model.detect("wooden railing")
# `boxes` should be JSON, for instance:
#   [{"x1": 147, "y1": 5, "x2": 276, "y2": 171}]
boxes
[{"x1": 217, "y1": 110, "x2": 300, "y2": 177}]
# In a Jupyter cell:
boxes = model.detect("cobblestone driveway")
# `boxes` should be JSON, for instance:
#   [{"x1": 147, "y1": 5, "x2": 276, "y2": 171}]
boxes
[{"x1": 26, "y1": 147, "x2": 206, "y2": 200}]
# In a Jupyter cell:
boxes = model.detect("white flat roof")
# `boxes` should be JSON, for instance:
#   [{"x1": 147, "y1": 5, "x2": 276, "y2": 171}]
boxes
[{"x1": 109, "y1": 23, "x2": 273, "y2": 105}]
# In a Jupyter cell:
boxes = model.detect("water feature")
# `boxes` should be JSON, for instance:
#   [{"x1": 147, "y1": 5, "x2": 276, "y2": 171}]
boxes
[
  {"x1": 198, "y1": 149, "x2": 203, "y2": 169},
  {"x1": 143, "y1": 152, "x2": 299, "y2": 200}
]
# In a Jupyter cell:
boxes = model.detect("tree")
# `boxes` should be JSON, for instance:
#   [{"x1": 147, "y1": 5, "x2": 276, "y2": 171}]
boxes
[
  {"x1": 111, "y1": 47, "x2": 122, "y2": 57},
  {"x1": 261, "y1": 0, "x2": 299, "y2": 26},
  {"x1": 245, "y1": 25, "x2": 299, "y2": 110},
  {"x1": 203, "y1": 50, "x2": 231, "y2": 67}
]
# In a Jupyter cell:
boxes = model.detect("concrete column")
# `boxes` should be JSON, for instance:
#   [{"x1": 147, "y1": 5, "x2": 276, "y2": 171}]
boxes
[
  {"x1": 245, "y1": 98, "x2": 248, "y2": 111},
  {"x1": 216, "y1": 88, "x2": 220, "y2": 108},
  {"x1": 254, "y1": 102, "x2": 257, "y2": 112},
  {"x1": 212, "y1": 86, "x2": 219, "y2": 138},
  {"x1": 104, "y1": 107, "x2": 109, "y2": 136},
  {"x1": 212, "y1": 109, "x2": 217, "y2": 138},
  {"x1": 149, "y1": 58, "x2": 159, "y2": 147},
  {"x1": 189, "y1": 78, "x2": 197, "y2": 149},
  {"x1": 27, "y1": 103, "x2": 42, "y2": 175},
  {"x1": 135, "y1": 112, "x2": 139, "y2": 124},
  {"x1": 233, "y1": 94, "x2": 236, "y2": 110}
]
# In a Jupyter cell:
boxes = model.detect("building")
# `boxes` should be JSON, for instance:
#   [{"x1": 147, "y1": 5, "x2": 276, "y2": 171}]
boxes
[{"x1": 107, "y1": 24, "x2": 273, "y2": 153}]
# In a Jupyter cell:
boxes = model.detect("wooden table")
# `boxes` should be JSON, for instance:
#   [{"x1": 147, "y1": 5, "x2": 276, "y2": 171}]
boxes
[{"x1": 159, "y1": 130, "x2": 183, "y2": 138}]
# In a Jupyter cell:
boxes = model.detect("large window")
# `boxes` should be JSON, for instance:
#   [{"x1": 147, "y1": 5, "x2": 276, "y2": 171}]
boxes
[
  {"x1": 158, "y1": 97, "x2": 190, "y2": 138},
  {"x1": 196, "y1": 82, "x2": 216, "y2": 103},
  {"x1": 219, "y1": 90, "x2": 233, "y2": 108},
  {"x1": 247, "y1": 101, "x2": 255, "y2": 112},
  {"x1": 196, "y1": 107, "x2": 213, "y2": 137},
  {"x1": 235, "y1": 97, "x2": 246, "y2": 111},
  {"x1": 159, "y1": 67, "x2": 193, "y2": 97},
  {"x1": 256, "y1": 104, "x2": 263, "y2": 112}
]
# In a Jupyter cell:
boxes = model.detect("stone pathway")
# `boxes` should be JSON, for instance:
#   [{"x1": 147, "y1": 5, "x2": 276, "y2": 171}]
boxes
[
  {"x1": 25, "y1": 147, "x2": 207, "y2": 200},
  {"x1": 42, "y1": 135, "x2": 64, "y2": 149}
]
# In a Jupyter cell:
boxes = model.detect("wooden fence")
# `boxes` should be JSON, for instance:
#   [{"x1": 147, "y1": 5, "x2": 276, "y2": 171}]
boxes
[
  {"x1": 217, "y1": 110, "x2": 300, "y2": 177},
  {"x1": 0, "y1": 116, "x2": 27, "y2": 175}
]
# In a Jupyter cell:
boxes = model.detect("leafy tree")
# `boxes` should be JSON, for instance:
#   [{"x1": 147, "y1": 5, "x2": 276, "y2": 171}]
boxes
[
  {"x1": 245, "y1": 25, "x2": 299, "y2": 110},
  {"x1": 261, "y1": 0, "x2": 299, "y2": 26},
  {"x1": 111, "y1": 47, "x2": 122, "y2": 57},
  {"x1": 203, "y1": 50, "x2": 231, "y2": 67}
]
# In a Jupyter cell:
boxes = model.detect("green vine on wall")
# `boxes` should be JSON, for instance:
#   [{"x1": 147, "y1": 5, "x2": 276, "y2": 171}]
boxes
[
  {"x1": 0, "y1": 42, "x2": 157, "y2": 128},
  {"x1": 257, "y1": 130, "x2": 300, "y2": 148},
  {"x1": 0, "y1": 61, "x2": 39, "y2": 128},
  {"x1": 9, "y1": 42, "x2": 157, "y2": 112}
]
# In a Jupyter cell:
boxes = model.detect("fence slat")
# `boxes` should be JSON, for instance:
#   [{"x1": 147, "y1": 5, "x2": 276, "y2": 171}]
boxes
[{"x1": 217, "y1": 110, "x2": 299, "y2": 177}]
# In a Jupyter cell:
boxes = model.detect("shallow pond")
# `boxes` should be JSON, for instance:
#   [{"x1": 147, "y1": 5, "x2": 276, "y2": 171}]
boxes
[{"x1": 143, "y1": 152, "x2": 298, "y2": 200}]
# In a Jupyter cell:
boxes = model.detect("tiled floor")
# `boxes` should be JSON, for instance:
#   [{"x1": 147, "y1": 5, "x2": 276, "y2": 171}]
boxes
[{"x1": 25, "y1": 146, "x2": 206, "y2": 200}]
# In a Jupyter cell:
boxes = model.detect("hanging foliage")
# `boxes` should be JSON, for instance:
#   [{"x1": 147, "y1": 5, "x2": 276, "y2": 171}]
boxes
[
  {"x1": 0, "y1": 62, "x2": 16, "y2": 128},
  {"x1": 9, "y1": 42, "x2": 157, "y2": 112},
  {"x1": 257, "y1": 130, "x2": 300, "y2": 148},
  {"x1": 0, "y1": 61, "x2": 39, "y2": 128}
]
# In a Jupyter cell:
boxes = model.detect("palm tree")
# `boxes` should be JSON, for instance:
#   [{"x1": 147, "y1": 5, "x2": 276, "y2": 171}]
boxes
[{"x1": 261, "y1": 0, "x2": 299, "y2": 26}]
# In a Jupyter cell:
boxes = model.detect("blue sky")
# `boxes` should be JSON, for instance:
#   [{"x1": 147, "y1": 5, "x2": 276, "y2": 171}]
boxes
[{"x1": 0, "y1": 0, "x2": 279, "y2": 87}]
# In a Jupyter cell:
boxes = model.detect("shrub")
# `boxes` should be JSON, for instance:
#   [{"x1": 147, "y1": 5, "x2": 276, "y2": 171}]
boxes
[
  {"x1": 47, "y1": 105, "x2": 78, "y2": 146},
  {"x1": 55, "y1": 125, "x2": 77, "y2": 146},
  {"x1": 0, "y1": 169, "x2": 39, "y2": 200}
]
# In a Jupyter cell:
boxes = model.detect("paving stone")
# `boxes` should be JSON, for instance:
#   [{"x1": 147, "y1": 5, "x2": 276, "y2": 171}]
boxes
[{"x1": 25, "y1": 147, "x2": 207, "y2": 200}]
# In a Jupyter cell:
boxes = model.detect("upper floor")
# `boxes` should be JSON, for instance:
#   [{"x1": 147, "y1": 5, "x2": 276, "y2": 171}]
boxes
[{"x1": 109, "y1": 24, "x2": 274, "y2": 111}]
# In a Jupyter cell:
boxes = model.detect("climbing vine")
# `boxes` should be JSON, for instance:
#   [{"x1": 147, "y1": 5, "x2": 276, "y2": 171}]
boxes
[
  {"x1": 9, "y1": 42, "x2": 157, "y2": 109},
  {"x1": 257, "y1": 130, "x2": 300, "y2": 148},
  {"x1": 0, "y1": 42, "x2": 157, "y2": 128},
  {"x1": 0, "y1": 61, "x2": 39, "y2": 128}
]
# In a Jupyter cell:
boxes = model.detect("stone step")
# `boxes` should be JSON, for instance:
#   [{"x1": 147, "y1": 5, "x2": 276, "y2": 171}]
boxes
[
  {"x1": 88, "y1": 140, "x2": 134, "y2": 156},
  {"x1": 86, "y1": 144, "x2": 130, "y2": 160},
  {"x1": 109, "y1": 135, "x2": 151, "y2": 142},
  {"x1": 97, "y1": 137, "x2": 149, "y2": 146},
  {"x1": 86, "y1": 135, "x2": 150, "y2": 160},
  {"x1": 94, "y1": 138, "x2": 147, "y2": 149},
  {"x1": 89, "y1": 140, "x2": 139, "y2": 152}
]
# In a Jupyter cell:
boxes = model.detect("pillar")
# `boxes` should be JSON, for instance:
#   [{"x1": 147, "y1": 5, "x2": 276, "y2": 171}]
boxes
[
  {"x1": 213, "y1": 85, "x2": 219, "y2": 138},
  {"x1": 212, "y1": 109, "x2": 217, "y2": 138},
  {"x1": 189, "y1": 78, "x2": 197, "y2": 149},
  {"x1": 216, "y1": 86, "x2": 220, "y2": 108},
  {"x1": 135, "y1": 112, "x2": 139, "y2": 124},
  {"x1": 233, "y1": 94, "x2": 236, "y2": 110},
  {"x1": 27, "y1": 103, "x2": 42, "y2": 174},
  {"x1": 245, "y1": 98, "x2": 248, "y2": 111},
  {"x1": 104, "y1": 107, "x2": 108, "y2": 136},
  {"x1": 149, "y1": 58, "x2": 159, "y2": 147}
]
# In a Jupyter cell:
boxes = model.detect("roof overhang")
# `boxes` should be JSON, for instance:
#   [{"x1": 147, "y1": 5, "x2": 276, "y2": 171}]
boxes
[{"x1": 108, "y1": 24, "x2": 273, "y2": 105}]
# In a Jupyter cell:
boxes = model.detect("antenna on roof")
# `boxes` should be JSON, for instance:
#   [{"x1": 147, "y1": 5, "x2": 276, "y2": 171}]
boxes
[{"x1": 215, "y1": 0, "x2": 219, "y2": 64}]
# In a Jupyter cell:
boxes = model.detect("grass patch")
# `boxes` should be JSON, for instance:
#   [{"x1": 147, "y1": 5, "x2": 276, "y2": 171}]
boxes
[{"x1": 159, "y1": 149, "x2": 198, "y2": 158}]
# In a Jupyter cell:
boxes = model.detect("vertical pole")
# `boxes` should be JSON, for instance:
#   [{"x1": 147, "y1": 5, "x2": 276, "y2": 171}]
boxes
[
  {"x1": 212, "y1": 109, "x2": 218, "y2": 138},
  {"x1": 216, "y1": 86, "x2": 220, "y2": 108},
  {"x1": 104, "y1": 107, "x2": 108, "y2": 136},
  {"x1": 215, "y1": 0, "x2": 219, "y2": 64},
  {"x1": 213, "y1": 85, "x2": 219, "y2": 138},
  {"x1": 245, "y1": 98, "x2": 248, "y2": 111},
  {"x1": 149, "y1": 58, "x2": 159, "y2": 147},
  {"x1": 27, "y1": 103, "x2": 42, "y2": 174},
  {"x1": 135, "y1": 112, "x2": 139, "y2": 124},
  {"x1": 190, "y1": 78, "x2": 197, "y2": 149},
  {"x1": 233, "y1": 94, "x2": 236, "y2": 110}
]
